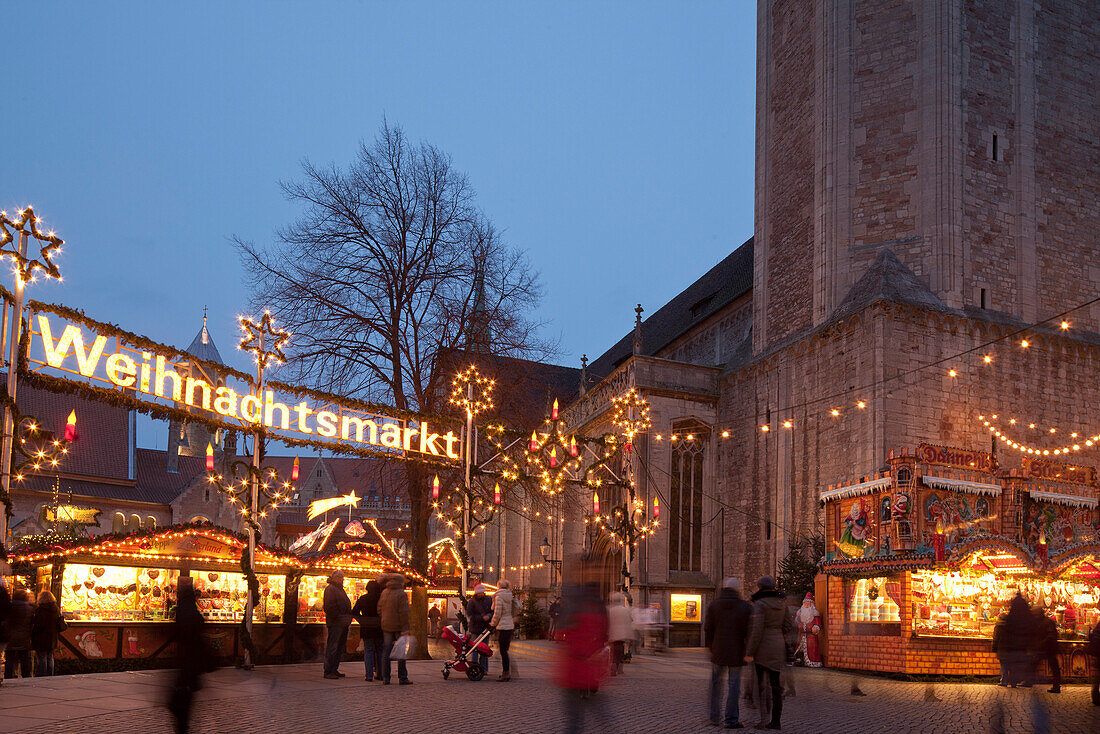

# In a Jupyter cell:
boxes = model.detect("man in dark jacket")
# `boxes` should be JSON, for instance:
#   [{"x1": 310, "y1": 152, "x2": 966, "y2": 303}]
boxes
[
  {"x1": 2, "y1": 589, "x2": 33, "y2": 679},
  {"x1": 466, "y1": 584, "x2": 493, "y2": 675},
  {"x1": 747, "y1": 576, "x2": 792, "y2": 730},
  {"x1": 352, "y1": 579, "x2": 383, "y2": 681},
  {"x1": 322, "y1": 571, "x2": 353, "y2": 680},
  {"x1": 705, "y1": 578, "x2": 752, "y2": 729}
]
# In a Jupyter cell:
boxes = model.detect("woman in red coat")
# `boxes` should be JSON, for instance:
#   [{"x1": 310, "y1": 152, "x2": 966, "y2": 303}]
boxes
[{"x1": 555, "y1": 582, "x2": 609, "y2": 733}]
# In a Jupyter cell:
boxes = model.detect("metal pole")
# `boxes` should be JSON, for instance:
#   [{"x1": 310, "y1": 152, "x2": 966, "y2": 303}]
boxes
[
  {"x1": 0, "y1": 231, "x2": 27, "y2": 551},
  {"x1": 461, "y1": 381, "x2": 472, "y2": 598},
  {"x1": 244, "y1": 331, "x2": 263, "y2": 668}
]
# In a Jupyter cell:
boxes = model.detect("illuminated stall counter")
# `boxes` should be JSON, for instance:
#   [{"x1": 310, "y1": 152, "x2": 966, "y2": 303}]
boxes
[{"x1": 819, "y1": 446, "x2": 1100, "y2": 679}]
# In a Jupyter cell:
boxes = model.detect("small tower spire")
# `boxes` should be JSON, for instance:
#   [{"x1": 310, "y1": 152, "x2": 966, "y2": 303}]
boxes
[
  {"x1": 632, "y1": 304, "x2": 644, "y2": 355},
  {"x1": 579, "y1": 354, "x2": 588, "y2": 396}
]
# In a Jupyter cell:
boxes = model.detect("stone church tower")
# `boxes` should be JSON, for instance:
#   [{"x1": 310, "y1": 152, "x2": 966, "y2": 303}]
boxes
[
  {"x1": 753, "y1": 0, "x2": 1100, "y2": 354},
  {"x1": 168, "y1": 315, "x2": 228, "y2": 468},
  {"x1": 718, "y1": 0, "x2": 1100, "y2": 581}
]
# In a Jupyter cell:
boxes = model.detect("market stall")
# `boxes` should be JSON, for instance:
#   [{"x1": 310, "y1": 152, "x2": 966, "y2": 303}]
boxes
[
  {"x1": 7, "y1": 521, "x2": 423, "y2": 670},
  {"x1": 819, "y1": 445, "x2": 1100, "y2": 678}
]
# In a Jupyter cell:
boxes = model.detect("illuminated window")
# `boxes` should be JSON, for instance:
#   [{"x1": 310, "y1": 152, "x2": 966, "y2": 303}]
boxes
[{"x1": 669, "y1": 430, "x2": 705, "y2": 572}]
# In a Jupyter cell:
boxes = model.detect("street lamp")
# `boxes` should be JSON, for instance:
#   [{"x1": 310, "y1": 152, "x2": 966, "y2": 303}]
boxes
[{"x1": 540, "y1": 536, "x2": 561, "y2": 589}]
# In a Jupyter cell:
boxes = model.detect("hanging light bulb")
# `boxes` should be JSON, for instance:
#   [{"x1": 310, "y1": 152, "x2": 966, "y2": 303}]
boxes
[
  {"x1": 205, "y1": 443, "x2": 215, "y2": 472},
  {"x1": 291, "y1": 455, "x2": 300, "y2": 482}
]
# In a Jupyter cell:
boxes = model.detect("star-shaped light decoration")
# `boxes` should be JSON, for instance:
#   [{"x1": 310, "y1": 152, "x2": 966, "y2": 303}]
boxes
[
  {"x1": 0, "y1": 206, "x2": 64, "y2": 283},
  {"x1": 611, "y1": 387, "x2": 652, "y2": 449},
  {"x1": 449, "y1": 365, "x2": 495, "y2": 417},
  {"x1": 238, "y1": 311, "x2": 291, "y2": 366}
]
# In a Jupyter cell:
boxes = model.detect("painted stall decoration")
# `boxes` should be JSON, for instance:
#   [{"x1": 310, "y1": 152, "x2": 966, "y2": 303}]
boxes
[{"x1": 819, "y1": 445, "x2": 1100, "y2": 679}]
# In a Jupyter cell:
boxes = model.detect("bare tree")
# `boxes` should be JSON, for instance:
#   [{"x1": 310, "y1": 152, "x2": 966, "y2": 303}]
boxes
[{"x1": 234, "y1": 121, "x2": 554, "y2": 653}]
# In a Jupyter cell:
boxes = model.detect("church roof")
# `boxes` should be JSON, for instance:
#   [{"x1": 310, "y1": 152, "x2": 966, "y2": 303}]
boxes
[
  {"x1": 586, "y1": 237, "x2": 754, "y2": 379},
  {"x1": 830, "y1": 248, "x2": 948, "y2": 321},
  {"x1": 185, "y1": 318, "x2": 224, "y2": 365}
]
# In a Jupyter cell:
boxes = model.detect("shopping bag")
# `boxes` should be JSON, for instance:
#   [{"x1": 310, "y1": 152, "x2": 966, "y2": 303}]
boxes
[{"x1": 390, "y1": 634, "x2": 415, "y2": 660}]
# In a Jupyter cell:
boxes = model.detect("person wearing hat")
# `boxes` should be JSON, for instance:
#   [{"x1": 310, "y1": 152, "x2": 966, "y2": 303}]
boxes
[
  {"x1": 705, "y1": 577, "x2": 752, "y2": 729},
  {"x1": 466, "y1": 584, "x2": 493, "y2": 677},
  {"x1": 747, "y1": 576, "x2": 791, "y2": 730}
]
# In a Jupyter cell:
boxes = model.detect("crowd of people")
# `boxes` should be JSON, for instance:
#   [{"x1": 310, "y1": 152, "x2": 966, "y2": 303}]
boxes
[{"x1": 0, "y1": 574, "x2": 67, "y2": 683}]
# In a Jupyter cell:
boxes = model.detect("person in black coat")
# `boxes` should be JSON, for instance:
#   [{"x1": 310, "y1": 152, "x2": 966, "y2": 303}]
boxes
[
  {"x1": 704, "y1": 578, "x2": 753, "y2": 729},
  {"x1": 167, "y1": 577, "x2": 209, "y2": 734},
  {"x1": 31, "y1": 590, "x2": 65, "y2": 677},
  {"x1": 466, "y1": 585, "x2": 493, "y2": 675},
  {"x1": 2, "y1": 589, "x2": 33, "y2": 679},
  {"x1": 352, "y1": 580, "x2": 384, "y2": 682}
]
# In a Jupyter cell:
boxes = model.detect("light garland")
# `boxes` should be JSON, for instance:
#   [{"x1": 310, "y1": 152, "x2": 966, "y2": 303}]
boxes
[
  {"x1": 611, "y1": 387, "x2": 651, "y2": 446},
  {"x1": 524, "y1": 398, "x2": 582, "y2": 494},
  {"x1": 449, "y1": 365, "x2": 495, "y2": 417},
  {"x1": 978, "y1": 413, "x2": 1100, "y2": 456},
  {"x1": 237, "y1": 311, "x2": 290, "y2": 366}
]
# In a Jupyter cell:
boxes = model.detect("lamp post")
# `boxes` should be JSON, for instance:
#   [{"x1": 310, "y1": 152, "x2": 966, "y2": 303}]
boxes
[
  {"x1": 539, "y1": 535, "x2": 561, "y2": 589},
  {"x1": 448, "y1": 366, "x2": 495, "y2": 598},
  {"x1": 0, "y1": 207, "x2": 64, "y2": 553}
]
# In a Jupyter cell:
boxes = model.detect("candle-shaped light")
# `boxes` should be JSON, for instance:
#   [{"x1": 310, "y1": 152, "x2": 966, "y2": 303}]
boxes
[
  {"x1": 205, "y1": 443, "x2": 215, "y2": 472},
  {"x1": 653, "y1": 496, "x2": 659, "y2": 520},
  {"x1": 529, "y1": 429, "x2": 539, "y2": 452},
  {"x1": 494, "y1": 483, "x2": 501, "y2": 505},
  {"x1": 432, "y1": 475, "x2": 440, "y2": 500},
  {"x1": 569, "y1": 435, "x2": 578, "y2": 457},
  {"x1": 592, "y1": 491, "x2": 600, "y2": 516},
  {"x1": 64, "y1": 410, "x2": 77, "y2": 442},
  {"x1": 549, "y1": 447, "x2": 557, "y2": 468},
  {"x1": 291, "y1": 455, "x2": 300, "y2": 482},
  {"x1": 551, "y1": 398, "x2": 559, "y2": 420}
]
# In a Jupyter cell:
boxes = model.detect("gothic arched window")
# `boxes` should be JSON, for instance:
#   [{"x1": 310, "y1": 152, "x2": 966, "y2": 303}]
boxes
[{"x1": 669, "y1": 431, "x2": 706, "y2": 572}]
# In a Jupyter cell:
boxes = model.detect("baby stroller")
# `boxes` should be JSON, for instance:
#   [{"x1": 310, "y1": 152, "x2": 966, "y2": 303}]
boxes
[{"x1": 440, "y1": 623, "x2": 494, "y2": 681}]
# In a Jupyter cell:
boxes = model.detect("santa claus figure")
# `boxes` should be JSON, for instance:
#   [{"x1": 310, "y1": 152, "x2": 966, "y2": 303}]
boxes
[{"x1": 795, "y1": 593, "x2": 823, "y2": 668}]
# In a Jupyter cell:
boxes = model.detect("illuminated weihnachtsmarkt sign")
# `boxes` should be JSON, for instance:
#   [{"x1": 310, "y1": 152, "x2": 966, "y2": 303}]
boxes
[{"x1": 23, "y1": 309, "x2": 461, "y2": 462}]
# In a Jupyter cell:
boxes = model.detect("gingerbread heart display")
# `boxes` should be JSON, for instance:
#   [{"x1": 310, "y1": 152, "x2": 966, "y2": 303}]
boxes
[{"x1": 92, "y1": 567, "x2": 105, "y2": 577}]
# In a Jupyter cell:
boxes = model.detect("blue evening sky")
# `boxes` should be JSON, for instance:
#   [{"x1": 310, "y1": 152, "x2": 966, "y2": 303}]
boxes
[{"x1": 2, "y1": 2, "x2": 756, "y2": 449}]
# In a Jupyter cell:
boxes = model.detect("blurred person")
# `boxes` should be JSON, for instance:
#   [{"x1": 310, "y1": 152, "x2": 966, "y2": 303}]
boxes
[
  {"x1": 491, "y1": 580, "x2": 519, "y2": 681},
  {"x1": 992, "y1": 611, "x2": 1009, "y2": 686},
  {"x1": 555, "y1": 580, "x2": 610, "y2": 734},
  {"x1": 747, "y1": 576, "x2": 791, "y2": 730},
  {"x1": 607, "y1": 592, "x2": 633, "y2": 676},
  {"x1": 167, "y1": 577, "x2": 209, "y2": 734},
  {"x1": 379, "y1": 573, "x2": 412, "y2": 685},
  {"x1": 549, "y1": 596, "x2": 561, "y2": 639},
  {"x1": 31, "y1": 590, "x2": 65, "y2": 677},
  {"x1": 0, "y1": 573, "x2": 11, "y2": 686},
  {"x1": 428, "y1": 603, "x2": 441, "y2": 639},
  {"x1": 705, "y1": 578, "x2": 752, "y2": 729},
  {"x1": 351, "y1": 579, "x2": 383, "y2": 682},
  {"x1": 1, "y1": 589, "x2": 32, "y2": 679},
  {"x1": 466, "y1": 583, "x2": 493, "y2": 676},
  {"x1": 1086, "y1": 618, "x2": 1100, "y2": 706},
  {"x1": 322, "y1": 570, "x2": 353, "y2": 680},
  {"x1": 1001, "y1": 593, "x2": 1034, "y2": 687},
  {"x1": 1033, "y1": 608, "x2": 1060, "y2": 693}
]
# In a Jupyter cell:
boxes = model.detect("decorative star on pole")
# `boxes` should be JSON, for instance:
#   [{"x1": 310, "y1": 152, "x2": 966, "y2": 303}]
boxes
[
  {"x1": 238, "y1": 311, "x2": 291, "y2": 366},
  {"x1": 0, "y1": 207, "x2": 64, "y2": 282}
]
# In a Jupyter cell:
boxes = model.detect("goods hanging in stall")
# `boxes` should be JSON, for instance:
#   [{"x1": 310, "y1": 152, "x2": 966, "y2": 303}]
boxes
[
  {"x1": 5, "y1": 521, "x2": 423, "y2": 671},
  {"x1": 818, "y1": 445, "x2": 1100, "y2": 679}
]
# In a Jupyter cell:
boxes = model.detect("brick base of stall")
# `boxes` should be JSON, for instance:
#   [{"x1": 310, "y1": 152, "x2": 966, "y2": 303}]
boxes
[{"x1": 819, "y1": 574, "x2": 1094, "y2": 679}]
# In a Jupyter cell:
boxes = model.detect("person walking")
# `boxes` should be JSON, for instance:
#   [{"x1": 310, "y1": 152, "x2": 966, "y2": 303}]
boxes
[
  {"x1": 466, "y1": 584, "x2": 493, "y2": 676},
  {"x1": 428, "y1": 604, "x2": 441, "y2": 639},
  {"x1": 1034, "y1": 608, "x2": 1060, "y2": 693},
  {"x1": 322, "y1": 571, "x2": 353, "y2": 680},
  {"x1": 607, "y1": 592, "x2": 633, "y2": 677},
  {"x1": 747, "y1": 576, "x2": 791, "y2": 730},
  {"x1": 31, "y1": 590, "x2": 65, "y2": 677},
  {"x1": 491, "y1": 580, "x2": 519, "y2": 681},
  {"x1": 0, "y1": 574, "x2": 11, "y2": 686},
  {"x1": 555, "y1": 581, "x2": 610, "y2": 734},
  {"x1": 2, "y1": 589, "x2": 33, "y2": 680},
  {"x1": 549, "y1": 596, "x2": 561, "y2": 639},
  {"x1": 352, "y1": 579, "x2": 383, "y2": 682},
  {"x1": 167, "y1": 576, "x2": 210, "y2": 734},
  {"x1": 379, "y1": 574, "x2": 412, "y2": 685},
  {"x1": 1001, "y1": 593, "x2": 1034, "y2": 687},
  {"x1": 705, "y1": 578, "x2": 753, "y2": 729}
]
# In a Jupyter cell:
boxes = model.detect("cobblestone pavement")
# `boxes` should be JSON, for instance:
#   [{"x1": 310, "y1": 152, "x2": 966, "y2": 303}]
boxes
[{"x1": 0, "y1": 643, "x2": 1096, "y2": 733}]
